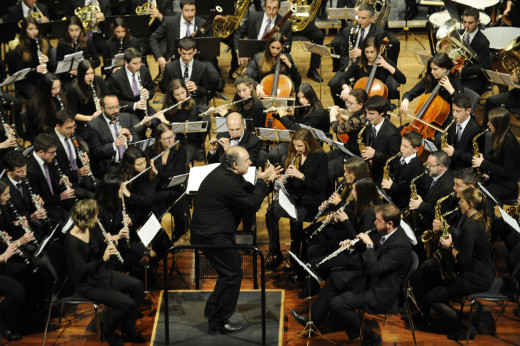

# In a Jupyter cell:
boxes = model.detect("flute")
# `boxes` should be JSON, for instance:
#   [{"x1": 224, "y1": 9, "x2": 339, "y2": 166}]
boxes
[
  {"x1": 133, "y1": 97, "x2": 192, "y2": 129},
  {"x1": 309, "y1": 199, "x2": 353, "y2": 240},
  {"x1": 262, "y1": 104, "x2": 310, "y2": 113},
  {"x1": 121, "y1": 195, "x2": 130, "y2": 246},
  {"x1": 198, "y1": 96, "x2": 251, "y2": 117},
  {"x1": 7, "y1": 201, "x2": 39, "y2": 247},
  {"x1": 96, "y1": 219, "x2": 124, "y2": 264},
  {"x1": 123, "y1": 140, "x2": 179, "y2": 184},
  {"x1": 0, "y1": 231, "x2": 30, "y2": 264},
  {"x1": 70, "y1": 135, "x2": 97, "y2": 187},
  {"x1": 313, "y1": 179, "x2": 346, "y2": 222},
  {"x1": 317, "y1": 228, "x2": 376, "y2": 267}
]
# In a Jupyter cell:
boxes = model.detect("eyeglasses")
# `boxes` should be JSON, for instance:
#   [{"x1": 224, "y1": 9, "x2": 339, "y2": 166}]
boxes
[
  {"x1": 104, "y1": 105, "x2": 121, "y2": 112},
  {"x1": 161, "y1": 135, "x2": 175, "y2": 141},
  {"x1": 46, "y1": 150, "x2": 57, "y2": 155},
  {"x1": 426, "y1": 163, "x2": 440, "y2": 168}
]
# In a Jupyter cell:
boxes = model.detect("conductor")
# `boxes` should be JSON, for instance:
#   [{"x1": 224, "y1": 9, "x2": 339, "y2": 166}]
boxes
[{"x1": 190, "y1": 146, "x2": 278, "y2": 334}]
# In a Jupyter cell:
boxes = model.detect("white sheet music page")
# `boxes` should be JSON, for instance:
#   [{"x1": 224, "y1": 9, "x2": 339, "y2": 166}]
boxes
[
  {"x1": 137, "y1": 214, "x2": 162, "y2": 247},
  {"x1": 280, "y1": 189, "x2": 297, "y2": 219}
]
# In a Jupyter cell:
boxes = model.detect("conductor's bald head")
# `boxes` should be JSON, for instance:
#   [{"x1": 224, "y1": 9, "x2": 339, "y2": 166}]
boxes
[
  {"x1": 227, "y1": 112, "x2": 245, "y2": 140},
  {"x1": 221, "y1": 146, "x2": 251, "y2": 175}
]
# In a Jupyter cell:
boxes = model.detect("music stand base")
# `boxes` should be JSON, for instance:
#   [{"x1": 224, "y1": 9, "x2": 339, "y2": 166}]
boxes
[{"x1": 287, "y1": 321, "x2": 336, "y2": 345}]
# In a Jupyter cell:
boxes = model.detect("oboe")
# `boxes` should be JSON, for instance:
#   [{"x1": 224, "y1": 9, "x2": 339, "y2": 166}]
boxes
[
  {"x1": 317, "y1": 228, "x2": 376, "y2": 267},
  {"x1": 133, "y1": 96, "x2": 192, "y2": 128},
  {"x1": 313, "y1": 179, "x2": 346, "y2": 222},
  {"x1": 136, "y1": 70, "x2": 149, "y2": 118},
  {"x1": 90, "y1": 82, "x2": 101, "y2": 113},
  {"x1": 71, "y1": 135, "x2": 97, "y2": 187},
  {"x1": 96, "y1": 219, "x2": 124, "y2": 264},
  {"x1": 0, "y1": 231, "x2": 30, "y2": 264},
  {"x1": 114, "y1": 115, "x2": 128, "y2": 149},
  {"x1": 7, "y1": 201, "x2": 39, "y2": 247},
  {"x1": 56, "y1": 94, "x2": 65, "y2": 110},
  {"x1": 73, "y1": 37, "x2": 78, "y2": 51},
  {"x1": 118, "y1": 38, "x2": 124, "y2": 53},
  {"x1": 121, "y1": 195, "x2": 130, "y2": 246},
  {"x1": 310, "y1": 199, "x2": 353, "y2": 239}
]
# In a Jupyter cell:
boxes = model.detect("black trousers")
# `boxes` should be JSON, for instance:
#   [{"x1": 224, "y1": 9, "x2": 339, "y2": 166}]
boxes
[
  {"x1": 295, "y1": 23, "x2": 325, "y2": 70},
  {"x1": 484, "y1": 89, "x2": 520, "y2": 125},
  {"x1": 192, "y1": 235, "x2": 243, "y2": 326},
  {"x1": 78, "y1": 271, "x2": 144, "y2": 333},
  {"x1": 265, "y1": 199, "x2": 308, "y2": 256},
  {"x1": 330, "y1": 290, "x2": 372, "y2": 340},
  {"x1": 0, "y1": 273, "x2": 26, "y2": 331}
]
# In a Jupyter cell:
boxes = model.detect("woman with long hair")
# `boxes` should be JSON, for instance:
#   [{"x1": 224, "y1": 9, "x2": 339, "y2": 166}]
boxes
[
  {"x1": 246, "y1": 33, "x2": 301, "y2": 97},
  {"x1": 145, "y1": 123, "x2": 187, "y2": 242},
  {"x1": 422, "y1": 187, "x2": 493, "y2": 341},
  {"x1": 68, "y1": 60, "x2": 107, "y2": 137},
  {"x1": 335, "y1": 36, "x2": 406, "y2": 104},
  {"x1": 472, "y1": 107, "x2": 520, "y2": 200},
  {"x1": 102, "y1": 17, "x2": 141, "y2": 77},
  {"x1": 155, "y1": 79, "x2": 201, "y2": 164},
  {"x1": 10, "y1": 17, "x2": 51, "y2": 99},
  {"x1": 26, "y1": 73, "x2": 69, "y2": 142},
  {"x1": 265, "y1": 128, "x2": 328, "y2": 272},
  {"x1": 400, "y1": 53, "x2": 462, "y2": 116},
  {"x1": 64, "y1": 199, "x2": 145, "y2": 345},
  {"x1": 56, "y1": 15, "x2": 100, "y2": 91}
]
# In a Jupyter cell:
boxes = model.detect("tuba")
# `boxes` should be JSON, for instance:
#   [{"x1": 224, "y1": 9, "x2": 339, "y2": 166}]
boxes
[
  {"x1": 212, "y1": 0, "x2": 251, "y2": 39},
  {"x1": 436, "y1": 19, "x2": 477, "y2": 62},
  {"x1": 75, "y1": 0, "x2": 101, "y2": 32},
  {"x1": 353, "y1": 0, "x2": 392, "y2": 28},
  {"x1": 290, "y1": 0, "x2": 322, "y2": 32},
  {"x1": 492, "y1": 36, "x2": 520, "y2": 78}
]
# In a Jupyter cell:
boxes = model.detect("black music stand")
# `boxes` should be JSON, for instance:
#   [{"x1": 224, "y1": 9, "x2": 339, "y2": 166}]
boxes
[
  {"x1": 0, "y1": 21, "x2": 18, "y2": 56},
  {"x1": 104, "y1": 15, "x2": 150, "y2": 38},
  {"x1": 397, "y1": 2, "x2": 425, "y2": 49},
  {"x1": 174, "y1": 37, "x2": 222, "y2": 59},
  {"x1": 238, "y1": 39, "x2": 267, "y2": 59},
  {"x1": 55, "y1": 52, "x2": 84, "y2": 75},
  {"x1": 196, "y1": 0, "x2": 235, "y2": 16},
  {"x1": 39, "y1": 20, "x2": 67, "y2": 40}
]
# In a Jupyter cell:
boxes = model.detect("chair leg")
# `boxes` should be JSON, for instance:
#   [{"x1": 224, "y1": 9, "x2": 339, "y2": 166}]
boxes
[
  {"x1": 93, "y1": 304, "x2": 102, "y2": 344},
  {"x1": 466, "y1": 299, "x2": 475, "y2": 346},
  {"x1": 406, "y1": 301, "x2": 417, "y2": 346},
  {"x1": 358, "y1": 310, "x2": 365, "y2": 345},
  {"x1": 41, "y1": 295, "x2": 56, "y2": 346}
]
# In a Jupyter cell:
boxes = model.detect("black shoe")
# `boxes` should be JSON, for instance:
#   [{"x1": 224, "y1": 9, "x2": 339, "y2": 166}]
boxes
[
  {"x1": 265, "y1": 254, "x2": 284, "y2": 271},
  {"x1": 290, "y1": 309, "x2": 309, "y2": 327},
  {"x1": 404, "y1": 7, "x2": 419, "y2": 20},
  {"x1": 102, "y1": 331, "x2": 124, "y2": 346},
  {"x1": 307, "y1": 68, "x2": 323, "y2": 83},
  {"x1": 2, "y1": 329, "x2": 22, "y2": 341},
  {"x1": 362, "y1": 332, "x2": 382, "y2": 346},
  {"x1": 122, "y1": 330, "x2": 146, "y2": 343},
  {"x1": 447, "y1": 325, "x2": 477, "y2": 341},
  {"x1": 209, "y1": 322, "x2": 244, "y2": 334}
]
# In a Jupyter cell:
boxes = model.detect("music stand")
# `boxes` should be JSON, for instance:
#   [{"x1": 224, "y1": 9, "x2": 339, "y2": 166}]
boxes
[
  {"x1": 327, "y1": 7, "x2": 357, "y2": 20},
  {"x1": 196, "y1": 0, "x2": 235, "y2": 15},
  {"x1": 104, "y1": 15, "x2": 150, "y2": 38},
  {"x1": 55, "y1": 52, "x2": 84, "y2": 74},
  {"x1": 38, "y1": 20, "x2": 67, "y2": 40},
  {"x1": 286, "y1": 251, "x2": 334, "y2": 344},
  {"x1": 238, "y1": 39, "x2": 267, "y2": 59},
  {"x1": 170, "y1": 121, "x2": 208, "y2": 136},
  {"x1": 175, "y1": 37, "x2": 222, "y2": 59},
  {"x1": 301, "y1": 42, "x2": 339, "y2": 100},
  {"x1": 256, "y1": 127, "x2": 293, "y2": 142},
  {"x1": 397, "y1": 1, "x2": 425, "y2": 49},
  {"x1": 0, "y1": 68, "x2": 32, "y2": 88}
]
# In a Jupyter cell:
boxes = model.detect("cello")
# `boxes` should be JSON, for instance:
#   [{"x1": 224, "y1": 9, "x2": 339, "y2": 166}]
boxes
[
  {"x1": 262, "y1": 56, "x2": 294, "y2": 129},
  {"x1": 400, "y1": 57, "x2": 465, "y2": 157},
  {"x1": 353, "y1": 37, "x2": 390, "y2": 98}
]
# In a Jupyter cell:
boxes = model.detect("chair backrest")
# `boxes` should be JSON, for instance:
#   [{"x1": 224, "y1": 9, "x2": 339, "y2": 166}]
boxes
[
  {"x1": 464, "y1": 87, "x2": 480, "y2": 114},
  {"x1": 399, "y1": 251, "x2": 419, "y2": 307}
]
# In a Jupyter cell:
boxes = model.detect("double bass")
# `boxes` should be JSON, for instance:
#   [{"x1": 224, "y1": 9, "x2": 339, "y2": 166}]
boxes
[
  {"x1": 262, "y1": 57, "x2": 294, "y2": 129},
  {"x1": 400, "y1": 57, "x2": 465, "y2": 157},
  {"x1": 353, "y1": 37, "x2": 390, "y2": 97}
]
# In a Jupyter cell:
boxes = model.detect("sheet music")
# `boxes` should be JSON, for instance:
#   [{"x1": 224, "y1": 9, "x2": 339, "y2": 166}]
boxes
[
  {"x1": 0, "y1": 170, "x2": 4, "y2": 179},
  {"x1": 111, "y1": 53, "x2": 125, "y2": 68},
  {"x1": 55, "y1": 51, "x2": 84, "y2": 74},
  {"x1": 279, "y1": 189, "x2": 297, "y2": 219},
  {"x1": 23, "y1": 146, "x2": 34, "y2": 156},
  {"x1": 256, "y1": 127, "x2": 293, "y2": 142},
  {"x1": 36, "y1": 225, "x2": 60, "y2": 257},
  {"x1": 423, "y1": 139, "x2": 438, "y2": 152},
  {"x1": 287, "y1": 250, "x2": 323, "y2": 284},
  {"x1": 332, "y1": 140, "x2": 359, "y2": 157},
  {"x1": 478, "y1": 183, "x2": 500, "y2": 205},
  {"x1": 187, "y1": 164, "x2": 256, "y2": 193},
  {"x1": 327, "y1": 7, "x2": 357, "y2": 20},
  {"x1": 498, "y1": 207, "x2": 520, "y2": 234},
  {"x1": 0, "y1": 68, "x2": 32, "y2": 87},
  {"x1": 400, "y1": 220, "x2": 418, "y2": 245},
  {"x1": 129, "y1": 138, "x2": 154, "y2": 151},
  {"x1": 61, "y1": 217, "x2": 74, "y2": 234},
  {"x1": 170, "y1": 121, "x2": 207, "y2": 134},
  {"x1": 137, "y1": 213, "x2": 162, "y2": 247},
  {"x1": 167, "y1": 173, "x2": 189, "y2": 188}
]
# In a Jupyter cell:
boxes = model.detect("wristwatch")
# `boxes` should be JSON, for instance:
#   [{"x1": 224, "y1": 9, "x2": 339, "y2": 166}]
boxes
[{"x1": 366, "y1": 243, "x2": 374, "y2": 249}]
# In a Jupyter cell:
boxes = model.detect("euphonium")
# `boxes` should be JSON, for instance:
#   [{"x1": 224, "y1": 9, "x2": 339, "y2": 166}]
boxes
[
  {"x1": 473, "y1": 129, "x2": 489, "y2": 183},
  {"x1": 436, "y1": 20, "x2": 477, "y2": 63},
  {"x1": 492, "y1": 36, "x2": 520, "y2": 77},
  {"x1": 75, "y1": 0, "x2": 101, "y2": 32},
  {"x1": 353, "y1": 0, "x2": 392, "y2": 28},
  {"x1": 440, "y1": 119, "x2": 456, "y2": 150},
  {"x1": 382, "y1": 152, "x2": 402, "y2": 181},
  {"x1": 421, "y1": 192, "x2": 455, "y2": 259},
  {"x1": 212, "y1": 0, "x2": 251, "y2": 39},
  {"x1": 290, "y1": 0, "x2": 322, "y2": 32}
]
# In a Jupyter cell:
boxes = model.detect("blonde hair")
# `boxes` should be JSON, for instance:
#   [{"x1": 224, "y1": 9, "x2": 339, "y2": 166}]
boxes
[{"x1": 71, "y1": 199, "x2": 98, "y2": 230}]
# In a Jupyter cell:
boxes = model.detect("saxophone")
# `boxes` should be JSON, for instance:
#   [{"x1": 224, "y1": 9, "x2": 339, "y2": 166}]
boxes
[
  {"x1": 357, "y1": 122, "x2": 368, "y2": 153},
  {"x1": 433, "y1": 200, "x2": 459, "y2": 280},
  {"x1": 440, "y1": 119, "x2": 456, "y2": 150},
  {"x1": 382, "y1": 152, "x2": 402, "y2": 181},
  {"x1": 290, "y1": 0, "x2": 322, "y2": 32},
  {"x1": 401, "y1": 171, "x2": 427, "y2": 227},
  {"x1": 212, "y1": 0, "x2": 251, "y2": 39},
  {"x1": 90, "y1": 82, "x2": 101, "y2": 113},
  {"x1": 421, "y1": 192, "x2": 455, "y2": 259},
  {"x1": 473, "y1": 129, "x2": 489, "y2": 183}
]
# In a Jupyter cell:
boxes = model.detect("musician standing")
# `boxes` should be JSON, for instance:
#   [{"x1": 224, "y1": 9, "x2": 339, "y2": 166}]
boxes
[{"x1": 191, "y1": 146, "x2": 276, "y2": 334}]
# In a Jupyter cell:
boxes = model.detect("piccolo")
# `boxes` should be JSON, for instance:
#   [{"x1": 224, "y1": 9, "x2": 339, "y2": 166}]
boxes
[
  {"x1": 123, "y1": 140, "x2": 179, "y2": 185},
  {"x1": 313, "y1": 179, "x2": 346, "y2": 222},
  {"x1": 198, "y1": 96, "x2": 251, "y2": 117},
  {"x1": 96, "y1": 219, "x2": 124, "y2": 264},
  {"x1": 317, "y1": 228, "x2": 376, "y2": 267},
  {"x1": 0, "y1": 231, "x2": 30, "y2": 264},
  {"x1": 262, "y1": 104, "x2": 310, "y2": 113},
  {"x1": 7, "y1": 201, "x2": 39, "y2": 247},
  {"x1": 133, "y1": 97, "x2": 192, "y2": 129},
  {"x1": 121, "y1": 195, "x2": 130, "y2": 247}
]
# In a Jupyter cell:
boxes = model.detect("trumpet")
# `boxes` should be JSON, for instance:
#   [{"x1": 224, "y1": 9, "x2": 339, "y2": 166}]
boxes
[
  {"x1": 91, "y1": 82, "x2": 101, "y2": 113},
  {"x1": 317, "y1": 228, "x2": 376, "y2": 267},
  {"x1": 7, "y1": 201, "x2": 39, "y2": 247},
  {"x1": 132, "y1": 96, "x2": 192, "y2": 129},
  {"x1": 71, "y1": 135, "x2": 97, "y2": 187},
  {"x1": 199, "y1": 96, "x2": 252, "y2": 117},
  {"x1": 313, "y1": 179, "x2": 346, "y2": 222},
  {"x1": 310, "y1": 199, "x2": 353, "y2": 239},
  {"x1": 96, "y1": 219, "x2": 124, "y2": 264},
  {"x1": 262, "y1": 104, "x2": 310, "y2": 113}
]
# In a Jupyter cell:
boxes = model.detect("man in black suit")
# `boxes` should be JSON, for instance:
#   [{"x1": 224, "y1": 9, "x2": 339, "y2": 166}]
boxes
[
  {"x1": 361, "y1": 96, "x2": 401, "y2": 184},
  {"x1": 291, "y1": 204, "x2": 412, "y2": 344},
  {"x1": 437, "y1": 94, "x2": 482, "y2": 170},
  {"x1": 456, "y1": 8, "x2": 491, "y2": 95},
  {"x1": 50, "y1": 110, "x2": 96, "y2": 198},
  {"x1": 162, "y1": 37, "x2": 219, "y2": 112},
  {"x1": 108, "y1": 47, "x2": 156, "y2": 120},
  {"x1": 86, "y1": 94, "x2": 141, "y2": 177},
  {"x1": 27, "y1": 133, "x2": 75, "y2": 221},
  {"x1": 69, "y1": 0, "x2": 112, "y2": 54},
  {"x1": 233, "y1": 0, "x2": 292, "y2": 76},
  {"x1": 2, "y1": 0, "x2": 50, "y2": 23},
  {"x1": 207, "y1": 113, "x2": 262, "y2": 168},
  {"x1": 191, "y1": 146, "x2": 276, "y2": 334},
  {"x1": 131, "y1": 0, "x2": 174, "y2": 55},
  {"x1": 149, "y1": 0, "x2": 207, "y2": 75}
]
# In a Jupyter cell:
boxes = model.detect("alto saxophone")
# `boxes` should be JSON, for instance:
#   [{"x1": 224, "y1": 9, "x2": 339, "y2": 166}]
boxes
[
  {"x1": 401, "y1": 171, "x2": 427, "y2": 227},
  {"x1": 433, "y1": 203, "x2": 459, "y2": 280},
  {"x1": 382, "y1": 152, "x2": 402, "y2": 181},
  {"x1": 357, "y1": 122, "x2": 368, "y2": 153},
  {"x1": 440, "y1": 119, "x2": 456, "y2": 150},
  {"x1": 421, "y1": 192, "x2": 455, "y2": 259},
  {"x1": 473, "y1": 129, "x2": 489, "y2": 183}
]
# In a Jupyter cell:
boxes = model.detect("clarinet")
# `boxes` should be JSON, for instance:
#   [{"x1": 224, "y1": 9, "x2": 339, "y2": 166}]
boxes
[
  {"x1": 71, "y1": 135, "x2": 97, "y2": 187},
  {"x1": 121, "y1": 195, "x2": 130, "y2": 247},
  {"x1": 271, "y1": 153, "x2": 300, "y2": 204},
  {"x1": 136, "y1": 70, "x2": 149, "y2": 118},
  {"x1": 345, "y1": 25, "x2": 360, "y2": 73},
  {"x1": 114, "y1": 115, "x2": 129, "y2": 149},
  {"x1": 73, "y1": 37, "x2": 78, "y2": 52},
  {"x1": 96, "y1": 219, "x2": 124, "y2": 264},
  {"x1": 51, "y1": 159, "x2": 73, "y2": 191},
  {"x1": 313, "y1": 179, "x2": 346, "y2": 223},
  {"x1": 35, "y1": 37, "x2": 47, "y2": 74},
  {"x1": 23, "y1": 178, "x2": 54, "y2": 232},
  {"x1": 0, "y1": 231, "x2": 30, "y2": 264},
  {"x1": 0, "y1": 111, "x2": 22, "y2": 151},
  {"x1": 309, "y1": 199, "x2": 353, "y2": 239},
  {"x1": 90, "y1": 82, "x2": 101, "y2": 113},
  {"x1": 6, "y1": 201, "x2": 39, "y2": 247},
  {"x1": 317, "y1": 228, "x2": 376, "y2": 267},
  {"x1": 118, "y1": 38, "x2": 124, "y2": 53},
  {"x1": 56, "y1": 94, "x2": 65, "y2": 110}
]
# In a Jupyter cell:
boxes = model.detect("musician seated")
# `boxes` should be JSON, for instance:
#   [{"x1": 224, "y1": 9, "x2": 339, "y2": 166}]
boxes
[
  {"x1": 472, "y1": 107, "x2": 520, "y2": 201},
  {"x1": 455, "y1": 8, "x2": 492, "y2": 95},
  {"x1": 102, "y1": 17, "x2": 142, "y2": 78},
  {"x1": 420, "y1": 188, "x2": 493, "y2": 341},
  {"x1": 483, "y1": 79, "x2": 520, "y2": 125},
  {"x1": 233, "y1": 0, "x2": 293, "y2": 78},
  {"x1": 434, "y1": 94, "x2": 482, "y2": 171},
  {"x1": 328, "y1": 89, "x2": 368, "y2": 179},
  {"x1": 208, "y1": 113, "x2": 262, "y2": 168},
  {"x1": 291, "y1": 204, "x2": 412, "y2": 345},
  {"x1": 330, "y1": 36, "x2": 406, "y2": 106},
  {"x1": 162, "y1": 37, "x2": 220, "y2": 112},
  {"x1": 381, "y1": 131, "x2": 424, "y2": 209},
  {"x1": 504, "y1": 0, "x2": 520, "y2": 26},
  {"x1": 246, "y1": 33, "x2": 301, "y2": 97},
  {"x1": 0, "y1": 59, "x2": 23, "y2": 143},
  {"x1": 360, "y1": 96, "x2": 400, "y2": 184},
  {"x1": 1, "y1": 0, "x2": 51, "y2": 23},
  {"x1": 108, "y1": 47, "x2": 157, "y2": 122}
]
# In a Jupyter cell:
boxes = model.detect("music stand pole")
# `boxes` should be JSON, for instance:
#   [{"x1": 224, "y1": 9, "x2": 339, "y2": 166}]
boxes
[{"x1": 397, "y1": 4, "x2": 426, "y2": 50}]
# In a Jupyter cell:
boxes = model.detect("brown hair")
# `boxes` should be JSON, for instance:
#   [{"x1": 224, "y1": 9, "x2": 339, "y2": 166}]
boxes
[
  {"x1": 71, "y1": 199, "x2": 98, "y2": 230},
  {"x1": 285, "y1": 128, "x2": 323, "y2": 168}
]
